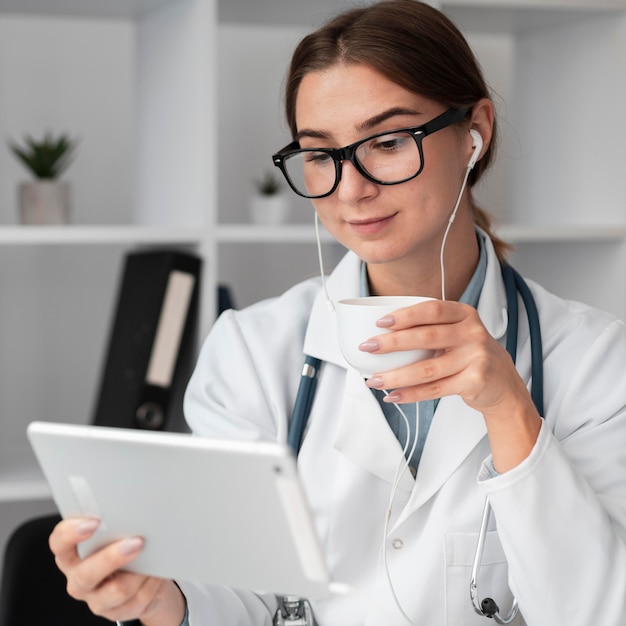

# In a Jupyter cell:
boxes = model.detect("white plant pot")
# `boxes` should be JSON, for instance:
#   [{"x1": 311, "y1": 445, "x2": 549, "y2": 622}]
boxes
[
  {"x1": 249, "y1": 194, "x2": 289, "y2": 225},
  {"x1": 18, "y1": 180, "x2": 71, "y2": 225}
]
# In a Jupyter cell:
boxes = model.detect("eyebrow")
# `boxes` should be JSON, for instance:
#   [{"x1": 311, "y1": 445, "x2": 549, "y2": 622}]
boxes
[{"x1": 295, "y1": 106, "x2": 423, "y2": 142}]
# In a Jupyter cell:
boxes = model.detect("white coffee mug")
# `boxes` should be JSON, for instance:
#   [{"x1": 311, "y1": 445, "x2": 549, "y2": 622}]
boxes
[{"x1": 336, "y1": 296, "x2": 435, "y2": 377}]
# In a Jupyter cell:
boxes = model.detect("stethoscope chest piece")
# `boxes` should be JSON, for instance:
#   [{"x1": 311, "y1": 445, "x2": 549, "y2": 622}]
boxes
[{"x1": 470, "y1": 496, "x2": 520, "y2": 623}]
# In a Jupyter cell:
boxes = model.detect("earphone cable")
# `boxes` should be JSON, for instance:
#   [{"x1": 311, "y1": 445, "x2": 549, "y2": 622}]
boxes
[
  {"x1": 315, "y1": 212, "x2": 335, "y2": 312},
  {"x1": 439, "y1": 163, "x2": 473, "y2": 301},
  {"x1": 380, "y1": 393, "x2": 419, "y2": 625}
]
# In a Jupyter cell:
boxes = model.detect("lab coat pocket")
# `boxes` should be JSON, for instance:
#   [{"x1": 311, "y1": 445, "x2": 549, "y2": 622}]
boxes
[{"x1": 444, "y1": 532, "x2": 524, "y2": 626}]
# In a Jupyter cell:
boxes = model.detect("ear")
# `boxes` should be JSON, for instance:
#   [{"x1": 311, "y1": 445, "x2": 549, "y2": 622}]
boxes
[{"x1": 467, "y1": 98, "x2": 494, "y2": 165}]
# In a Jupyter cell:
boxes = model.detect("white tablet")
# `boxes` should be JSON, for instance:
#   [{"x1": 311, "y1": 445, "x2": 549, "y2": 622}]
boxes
[{"x1": 27, "y1": 421, "x2": 335, "y2": 598}]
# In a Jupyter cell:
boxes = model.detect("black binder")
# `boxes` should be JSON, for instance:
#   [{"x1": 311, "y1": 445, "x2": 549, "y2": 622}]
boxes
[{"x1": 93, "y1": 249, "x2": 202, "y2": 432}]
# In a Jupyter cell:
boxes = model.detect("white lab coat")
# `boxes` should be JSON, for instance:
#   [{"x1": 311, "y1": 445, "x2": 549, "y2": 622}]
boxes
[{"x1": 179, "y1": 235, "x2": 626, "y2": 626}]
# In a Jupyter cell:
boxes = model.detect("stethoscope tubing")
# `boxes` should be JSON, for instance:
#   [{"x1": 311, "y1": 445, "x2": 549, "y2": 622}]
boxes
[
  {"x1": 502, "y1": 263, "x2": 544, "y2": 417},
  {"x1": 288, "y1": 355, "x2": 322, "y2": 454}
]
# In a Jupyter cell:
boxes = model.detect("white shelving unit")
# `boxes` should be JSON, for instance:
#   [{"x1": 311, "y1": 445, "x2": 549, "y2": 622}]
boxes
[
  {"x1": 0, "y1": 0, "x2": 217, "y2": 568},
  {"x1": 0, "y1": 0, "x2": 624, "y2": 584}
]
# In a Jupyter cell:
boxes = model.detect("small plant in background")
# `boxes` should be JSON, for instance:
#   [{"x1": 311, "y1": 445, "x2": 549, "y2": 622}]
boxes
[
  {"x1": 9, "y1": 132, "x2": 77, "y2": 180},
  {"x1": 254, "y1": 171, "x2": 282, "y2": 196},
  {"x1": 250, "y1": 171, "x2": 289, "y2": 224}
]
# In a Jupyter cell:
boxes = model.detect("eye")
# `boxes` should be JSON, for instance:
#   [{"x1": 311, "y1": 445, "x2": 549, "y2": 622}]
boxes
[
  {"x1": 304, "y1": 151, "x2": 333, "y2": 166},
  {"x1": 370, "y1": 133, "x2": 411, "y2": 153}
]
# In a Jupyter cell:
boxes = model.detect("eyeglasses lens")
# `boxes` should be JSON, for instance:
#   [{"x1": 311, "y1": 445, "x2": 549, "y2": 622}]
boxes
[{"x1": 283, "y1": 131, "x2": 422, "y2": 198}]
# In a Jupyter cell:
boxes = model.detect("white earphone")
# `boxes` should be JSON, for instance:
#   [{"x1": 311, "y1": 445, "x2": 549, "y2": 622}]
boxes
[
  {"x1": 439, "y1": 128, "x2": 484, "y2": 300},
  {"x1": 468, "y1": 129, "x2": 483, "y2": 170}
]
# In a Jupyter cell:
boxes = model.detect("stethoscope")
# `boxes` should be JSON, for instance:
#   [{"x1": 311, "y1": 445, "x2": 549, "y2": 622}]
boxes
[{"x1": 287, "y1": 262, "x2": 543, "y2": 624}]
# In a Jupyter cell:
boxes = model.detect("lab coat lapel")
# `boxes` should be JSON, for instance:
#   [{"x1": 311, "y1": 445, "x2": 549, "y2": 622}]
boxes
[
  {"x1": 476, "y1": 229, "x2": 509, "y2": 341},
  {"x1": 393, "y1": 395, "x2": 486, "y2": 528},
  {"x1": 302, "y1": 252, "x2": 415, "y2": 490},
  {"x1": 334, "y1": 367, "x2": 415, "y2": 491},
  {"x1": 302, "y1": 252, "x2": 360, "y2": 367}
]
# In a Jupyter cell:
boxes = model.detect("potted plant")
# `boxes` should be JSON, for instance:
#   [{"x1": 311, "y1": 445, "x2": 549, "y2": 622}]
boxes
[
  {"x1": 9, "y1": 132, "x2": 77, "y2": 225},
  {"x1": 249, "y1": 171, "x2": 289, "y2": 225}
]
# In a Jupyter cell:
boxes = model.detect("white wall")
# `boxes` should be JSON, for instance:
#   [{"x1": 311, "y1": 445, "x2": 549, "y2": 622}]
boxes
[
  {"x1": 0, "y1": 246, "x2": 123, "y2": 477},
  {"x1": 0, "y1": 15, "x2": 135, "y2": 225},
  {"x1": 511, "y1": 12, "x2": 626, "y2": 226},
  {"x1": 216, "y1": 23, "x2": 346, "y2": 308},
  {"x1": 217, "y1": 23, "x2": 311, "y2": 224}
]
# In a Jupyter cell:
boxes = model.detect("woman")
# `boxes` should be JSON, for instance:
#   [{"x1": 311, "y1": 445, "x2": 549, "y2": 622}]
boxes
[{"x1": 49, "y1": 1, "x2": 626, "y2": 624}]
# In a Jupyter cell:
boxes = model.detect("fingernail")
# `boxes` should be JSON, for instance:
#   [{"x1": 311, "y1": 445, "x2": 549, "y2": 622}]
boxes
[
  {"x1": 365, "y1": 376, "x2": 384, "y2": 389},
  {"x1": 76, "y1": 519, "x2": 100, "y2": 536},
  {"x1": 383, "y1": 392, "x2": 402, "y2": 403},
  {"x1": 359, "y1": 340, "x2": 379, "y2": 352},
  {"x1": 119, "y1": 537, "x2": 144, "y2": 555},
  {"x1": 376, "y1": 315, "x2": 395, "y2": 328}
]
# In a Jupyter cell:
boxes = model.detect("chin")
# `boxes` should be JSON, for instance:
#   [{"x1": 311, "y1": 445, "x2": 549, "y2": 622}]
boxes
[
  {"x1": 353, "y1": 245, "x2": 406, "y2": 266},
  {"x1": 329, "y1": 225, "x2": 414, "y2": 265}
]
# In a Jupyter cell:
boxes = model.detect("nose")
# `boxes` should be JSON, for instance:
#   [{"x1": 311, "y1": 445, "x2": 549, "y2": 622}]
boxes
[{"x1": 335, "y1": 160, "x2": 379, "y2": 204}]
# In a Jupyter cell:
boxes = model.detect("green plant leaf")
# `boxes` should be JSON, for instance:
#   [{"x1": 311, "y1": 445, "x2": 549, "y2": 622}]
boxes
[{"x1": 8, "y1": 132, "x2": 77, "y2": 179}]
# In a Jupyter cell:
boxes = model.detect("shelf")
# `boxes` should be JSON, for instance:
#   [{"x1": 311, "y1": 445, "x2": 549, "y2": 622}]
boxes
[
  {"x1": 0, "y1": 468, "x2": 50, "y2": 503},
  {"x1": 218, "y1": 223, "x2": 335, "y2": 243},
  {"x1": 497, "y1": 224, "x2": 626, "y2": 243},
  {"x1": 1, "y1": 222, "x2": 620, "y2": 247},
  {"x1": 217, "y1": 223, "x2": 626, "y2": 245},
  {"x1": 0, "y1": 225, "x2": 204, "y2": 246}
]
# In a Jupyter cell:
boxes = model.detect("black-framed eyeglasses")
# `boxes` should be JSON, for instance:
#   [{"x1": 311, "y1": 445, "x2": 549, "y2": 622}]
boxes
[{"x1": 272, "y1": 107, "x2": 468, "y2": 199}]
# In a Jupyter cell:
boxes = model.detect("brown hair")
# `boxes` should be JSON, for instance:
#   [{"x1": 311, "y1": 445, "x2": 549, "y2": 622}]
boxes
[{"x1": 284, "y1": 0, "x2": 510, "y2": 259}]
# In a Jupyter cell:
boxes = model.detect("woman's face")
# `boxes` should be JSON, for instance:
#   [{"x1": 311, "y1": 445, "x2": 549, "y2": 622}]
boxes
[{"x1": 295, "y1": 63, "x2": 475, "y2": 270}]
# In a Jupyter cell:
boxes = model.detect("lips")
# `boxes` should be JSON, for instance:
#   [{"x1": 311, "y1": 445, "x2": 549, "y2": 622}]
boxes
[{"x1": 347, "y1": 212, "x2": 398, "y2": 235}]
